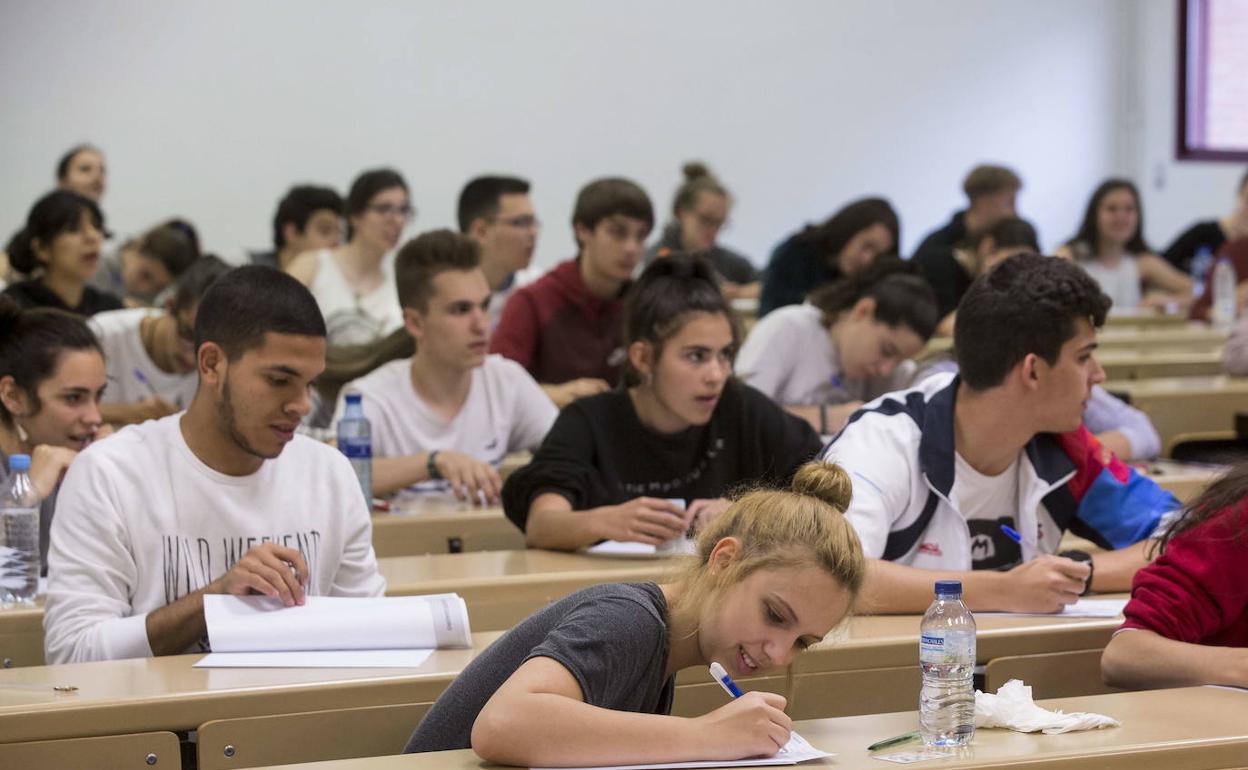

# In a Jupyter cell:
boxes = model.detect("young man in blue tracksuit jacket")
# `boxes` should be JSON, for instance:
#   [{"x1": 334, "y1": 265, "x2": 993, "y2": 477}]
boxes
[{"x1": 823, "y1": 253, "x2": 1179, "y2": 613}]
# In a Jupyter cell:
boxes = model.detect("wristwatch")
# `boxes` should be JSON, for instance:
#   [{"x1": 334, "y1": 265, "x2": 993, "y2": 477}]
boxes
[
  {"x1": 1058, "y1": 549, "x2": 1094, "y2": 596},
  {"x1": 426, "y1": 451, "x2": 443, "y2": 481}
]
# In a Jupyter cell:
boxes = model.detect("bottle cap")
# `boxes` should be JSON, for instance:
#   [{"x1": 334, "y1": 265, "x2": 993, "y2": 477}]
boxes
[
  {"x1": 8, "y1": 454, "x2": 31, "y2": 472},
  {"x1": 935, "y1": 579, "x2": 962, "y2": 597},
  {"x1": 345, "y1": 392, "x2": 362, "y2": 405}
]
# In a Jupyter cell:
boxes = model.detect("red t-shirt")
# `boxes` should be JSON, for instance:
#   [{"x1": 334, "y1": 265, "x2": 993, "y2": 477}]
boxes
[{"x1": 1120, "y1": 504, "x2": 1248, "y2": 648}]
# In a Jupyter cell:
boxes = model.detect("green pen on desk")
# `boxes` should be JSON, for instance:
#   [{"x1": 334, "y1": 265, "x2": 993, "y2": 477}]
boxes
[{"x1": 867, "y1": 730, "x2": 920, "y2": 752}]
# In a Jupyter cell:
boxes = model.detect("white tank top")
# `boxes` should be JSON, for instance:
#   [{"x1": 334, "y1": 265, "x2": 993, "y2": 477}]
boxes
[
  {"x1": 307, "y1": 249, "x2": 404, "y2": 346},
  {"x1": 1081, "y1": 256, "x2": 1142, "y2": 311}
]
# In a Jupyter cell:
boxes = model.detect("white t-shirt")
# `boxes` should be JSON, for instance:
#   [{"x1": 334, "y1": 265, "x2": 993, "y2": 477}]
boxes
[
  {"x1": 44, "y1": 414, "x2": 386, "y2": 664},
  {"x1": 308, "y1": 249, "x2": 404, "y2": 346},
  {"x1": 89, "y1": 308, "x2": 199, "y2": 409},
  {"x1": 488, "y1": 274, "x2": 518, "y2": 332},
  {"x1": 334, "y1": 355, "x2": 557, "y2": 464},
  {"x1": 1081, "y1": 257, "x2": 1142, "y2": 311},
  {"x1": 954, "y1": 452, "x2": 1043, "y2": 571},
  {"x1": 735, "y1": 303, "x2": 914, "y2": 405}
]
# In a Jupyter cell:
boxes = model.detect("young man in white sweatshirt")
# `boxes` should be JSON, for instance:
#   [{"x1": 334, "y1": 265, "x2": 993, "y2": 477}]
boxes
[{"x1": 44, "y1": 267, "x2": 386, "y2": 664}]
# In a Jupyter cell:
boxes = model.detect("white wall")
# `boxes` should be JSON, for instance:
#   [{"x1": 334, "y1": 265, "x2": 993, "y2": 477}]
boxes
[
  {"x1": 1125, "y1": 1, "x2": 1245, "y2": 252},
  {"x1": 2, "y1": 0, "x2": 1134, "y2": 268}
]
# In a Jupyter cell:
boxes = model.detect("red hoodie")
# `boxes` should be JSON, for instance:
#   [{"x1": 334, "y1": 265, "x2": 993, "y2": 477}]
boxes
[
  {"x1": 1120, "y1": 504, "x2": 1248, "y2": 648},
  {"x1": 490, "y1": 258, "x2": 626, "y2": 385}
]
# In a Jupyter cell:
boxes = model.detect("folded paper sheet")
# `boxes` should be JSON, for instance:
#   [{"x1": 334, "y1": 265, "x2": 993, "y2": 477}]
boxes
[
  {"x1": 976, "y1": 598, "x2": 1128, "y2": 618},
  {"x1": 194, "y1": 593, "x2": 471, "y2": 668},
  {"x1": 975, "y1": 679, "x2": 1120, "y2": 734}
]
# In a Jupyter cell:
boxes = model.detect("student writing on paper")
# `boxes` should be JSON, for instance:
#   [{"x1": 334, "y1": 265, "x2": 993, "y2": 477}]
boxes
[
  {"x1": 1101, "y1": 463, "x2": 1248, "y2": 689},
  {"x1": 0, "y1": 297, "x2": 110, "y2": 571},
  {"x1": 405, "y1": 460, "x2": 864, "y2": 765},
  {"x1": 736, "y1": 257, "x2": 937, "y2": 435},
  {"x1": 43, "y1": 267, "x2": 386, "y2": 664},
  {"x1": 502, "y1": 254, "x2": 822, "y2": 551},
  {"x1": 333, "y1": 230, "x2": 556, "y2": 500},
  {"x1": 91, "y1": 255, "x2": 230, "y2": 425},
  {"x1": 822, "y1": 254, "x2": 1180, "y2": 613}
]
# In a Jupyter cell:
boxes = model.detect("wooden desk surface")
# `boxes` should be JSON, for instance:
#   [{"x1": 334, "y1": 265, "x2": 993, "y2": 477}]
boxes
[
  {"x1": 377, "y1": 550, "x2": 684, "y2": 596},
  {"x1": 248, "y1": 687, "x2": 1248, "y2": 769},
  {"x1": 1097, "y1": 349, "x2": 1224, "y2": 380},
  {"x1": 371, "y1": 501, "x2": 521, "y2": 558},
  {"x1": 1103, "y1": 310, "x2": 1191, "y2": 329},
  {"x1": 1139, "y1": 459, "x2": 1226, "y2": 503},
  {"x1": 1102, "y1": 376, "x2": 1248, "y2": 454},
  {"x1": 0, "y1": 633, "x2": 503, "y2": 744}
]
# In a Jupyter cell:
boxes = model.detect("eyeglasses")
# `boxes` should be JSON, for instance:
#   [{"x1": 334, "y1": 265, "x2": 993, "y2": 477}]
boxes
[
  {"x1": 367, "y1": 203, "x2": 415, "y2": 219},
  {"x1": 493, "y1": 215, "x2": 541, "y2": 230}
]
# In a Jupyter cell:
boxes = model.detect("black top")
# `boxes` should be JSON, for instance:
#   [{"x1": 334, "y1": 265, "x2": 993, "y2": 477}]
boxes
[
  {"x1": 1162, "y1": 220, "x2": 1226, "y2": 275},
  {"x1": 1, "y1": 279, "x2": 122, "y2": 316},
  {"x1": 912, "y1": 210, "x2": 968, "y2": 260},
  {"x1": 914, "y1": 247, "x2": 975, "y2": 319},
  {"x1": 646, "y1": 223, "x2": 759, "y2": 285},
  {"x1": 759, "y1": 232, "x2": 841, "y2": 317},
  {"x1": 404, "y1": 582, "x2": 673, "y2": 753},
  {"x1": 501, "y1": 380, "x2": 822, "y2": 529}
]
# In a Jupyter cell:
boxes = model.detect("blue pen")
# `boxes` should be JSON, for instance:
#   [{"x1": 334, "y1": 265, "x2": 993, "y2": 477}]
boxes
[
  {"x1": 708, "y1": 661, "x2": 744, "y2": 697},
  {"x1": 1000, "y1": 523, "x2": 1038, "y2": 552},
  {"x1": 132, "y1": 367, "x2": 159, "y2": 398}
]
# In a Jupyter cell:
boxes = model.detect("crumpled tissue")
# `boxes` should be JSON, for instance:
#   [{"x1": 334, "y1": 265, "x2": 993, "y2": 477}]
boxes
[{"x1": 974, "y1": 679, "x2": 1120, "y2": 735}]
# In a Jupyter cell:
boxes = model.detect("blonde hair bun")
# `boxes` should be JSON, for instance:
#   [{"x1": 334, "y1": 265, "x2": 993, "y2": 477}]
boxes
[
  {"x1": 790, "y1": 460, "x2": 853, "y2": 513},
  {"x1": 682, "y1": 161, "x2": 713, "y2": 182}
]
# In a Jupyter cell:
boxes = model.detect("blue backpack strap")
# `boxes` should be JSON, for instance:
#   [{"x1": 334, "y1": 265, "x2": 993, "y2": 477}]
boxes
[{"x1": 882, "y1": 491, "x2": 940, "y2": 561}]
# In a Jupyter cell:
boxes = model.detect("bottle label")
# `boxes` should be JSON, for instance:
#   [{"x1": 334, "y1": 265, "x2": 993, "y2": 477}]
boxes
[
  {"x1": 920, "y1": 631, "x2": 975, "y2": 664},
  {"x1": 340, "y1": 437, "x2": 371, "y2": 460}
]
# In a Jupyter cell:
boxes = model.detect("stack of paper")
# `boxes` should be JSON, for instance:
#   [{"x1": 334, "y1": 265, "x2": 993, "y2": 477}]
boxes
[
  {"x1": 194, "y1": 593, "x2": 471, "y2": 668},
  {"x1": 533, "y1": 730, "x2": 832, "y2": 769}
]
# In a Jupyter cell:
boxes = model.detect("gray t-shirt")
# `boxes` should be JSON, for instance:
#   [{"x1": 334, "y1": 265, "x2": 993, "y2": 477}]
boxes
[{"x1": 404, "y1": 582, "x2": 673, "y2": 754}]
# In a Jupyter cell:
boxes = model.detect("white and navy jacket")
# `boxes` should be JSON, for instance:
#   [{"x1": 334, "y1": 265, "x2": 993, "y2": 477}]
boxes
[{"x1": 821, "y1": 373, "x2": 1179, "y2": 570}]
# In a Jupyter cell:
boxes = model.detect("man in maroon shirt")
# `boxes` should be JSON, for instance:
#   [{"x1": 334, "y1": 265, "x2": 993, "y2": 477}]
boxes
[{"x1": 491, "y1": 177, "x2": 653, "y2": 408}]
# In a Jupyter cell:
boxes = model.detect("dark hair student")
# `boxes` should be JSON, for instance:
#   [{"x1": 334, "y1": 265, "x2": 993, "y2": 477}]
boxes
[
  {"x1": 737, "y1": 257, "x2": 936, "y2": 434},
  {"x1": 1068, "y1": 178, "x2": 1150, "y2": 257},
  {"x1": 956, "y1": 253, "x2": 1111, "y2": 391},
  {"x1": 7, "y1": 191, "x2": 106, "y2": 276},
  {"x1": 408, "y1": 459, "x2": 864, "y2": 766},
  {"x1": 501, "y1": 252, "x2": 822, "y2": 551},
  {"x1": 759, "y1": 197, "x2": 901, "y2": 316},
  {"x1": 0, "y1": 295, "x2": 107, "y2": 568},
  {"x1": 194, "y1": 265, "x2": 327, "y2": 360},
  {"x1": 458, "y1": 176, "x2": 531, "y2": 233}
]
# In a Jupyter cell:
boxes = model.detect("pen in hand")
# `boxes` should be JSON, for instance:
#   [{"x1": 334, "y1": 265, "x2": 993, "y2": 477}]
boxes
[{"x1": 708, "y1": 662, "x2": 787, "y2": 754}]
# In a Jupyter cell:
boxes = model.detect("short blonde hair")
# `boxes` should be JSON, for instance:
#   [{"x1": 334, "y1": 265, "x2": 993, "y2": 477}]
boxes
[{"x1": 671, "y1": 461, "x2": 864, "y2": 626}]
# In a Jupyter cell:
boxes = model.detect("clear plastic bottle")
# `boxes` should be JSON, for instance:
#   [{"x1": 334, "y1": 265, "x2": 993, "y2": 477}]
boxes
[
  {"x1": 919, "y1": 579, "x2": 977, "y2": 747},
  {"x1": 1, "y1": 454, "x2": 41, "y2": 605},
  {"x1": 337, "y1": 392, "x2": 372, "y2": 506},
  {"x1": 1211, "y1": 256, "x2": 1238, "y2": 330},
  {"x1": 1190, "y1": 245, "x2": 1213, "y2": 300}
]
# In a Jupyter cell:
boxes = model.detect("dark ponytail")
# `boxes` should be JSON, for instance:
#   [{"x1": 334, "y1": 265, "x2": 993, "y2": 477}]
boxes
[
  {"x1": 0, "y1": 296, "x2": 101, "y2": 427},
  {"x1": 6, "y1": 190, "x2": 105, "y2": 275},
  {"x1": 807, "y1": 256, "x2": 939, "y2": 341},
  {"x1": 621, "y1": 252, "x2": 738, "y2": 386}
]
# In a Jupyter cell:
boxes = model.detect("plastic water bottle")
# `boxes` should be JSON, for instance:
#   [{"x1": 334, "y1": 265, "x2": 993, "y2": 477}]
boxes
[
  {"x1": 337, "y1": 393, "x2": 372, "y2": 506},
  {"x1": 919, "y1": 579, "x2": 977, "y2": 747},
  {"x1": 1190, "y1": 246, "x2": 1213, "y2": 300},
  {"x1": 1211, "y1": 256, "x2": 1237, "y2": 330},
  {"x1": 1, "y1": 454, "x2": 41, "y2": 605}
]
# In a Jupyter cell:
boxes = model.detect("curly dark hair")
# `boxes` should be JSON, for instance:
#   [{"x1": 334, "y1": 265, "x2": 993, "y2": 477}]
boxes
[{"x1": 955, "y1": 253, "x2": 1111, "y2": 390}]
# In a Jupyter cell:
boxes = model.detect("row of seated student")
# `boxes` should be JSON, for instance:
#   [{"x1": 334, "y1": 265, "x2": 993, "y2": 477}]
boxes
[
  {"x1": 1, "y1": 250, "x2": 1244, "y2": 767},
  {"x1": 5, "y1": 146, "x2": 1247, "y2": 331}
]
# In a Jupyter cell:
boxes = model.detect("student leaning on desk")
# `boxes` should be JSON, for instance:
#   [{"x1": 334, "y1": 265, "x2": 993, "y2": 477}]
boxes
[
  {"x1": 823, "y1": 254, "x2": 1180, "y2": 614},
  {"x1": 405, "y1": 460, "x2": 862, "y2": 766},
  {"x1": 42, "y1": 267, "x2": 385, "y2": 664},
  {"x1": 1102, "y1": 462, "x2": 1248, "y2": 690}
]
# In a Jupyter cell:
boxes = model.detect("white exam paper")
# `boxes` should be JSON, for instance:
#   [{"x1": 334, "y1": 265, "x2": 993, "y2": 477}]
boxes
[
  {"x1": 193, "y1": 648, "x2": 434, "y2": 668},
  {"x1": 533, "y1": 731, "x2": 830, "y2": 769},
  {"x1": 977, "y1": 598, "x2": 1127, "y2": 618},
  {"x1": 586, "y1": 538, "x2": 696, "y2": 558}
]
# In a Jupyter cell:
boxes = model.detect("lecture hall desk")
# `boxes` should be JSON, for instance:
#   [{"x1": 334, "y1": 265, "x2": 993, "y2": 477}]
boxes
[
  {"x1": 248, "y1": 688, "x2": 1248, "y2": 770},
  {"x1": 1097, "y1": 349, "x2": 1224, "y2": 381},
  {"x1": 2, "y1": 457, "x2": 1216, "y2": 670},
  {"x1": 0, "y1": 605, "x2": 1137, "y2": 769},
  {"x1": 1103, "y1": 375, "x2": 1248, "y2": 454}
]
